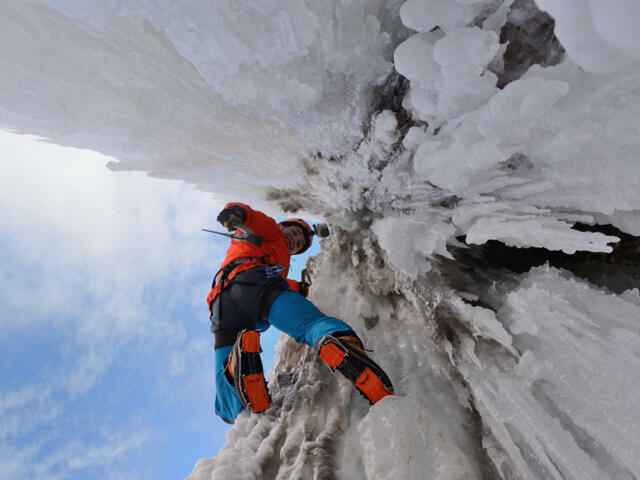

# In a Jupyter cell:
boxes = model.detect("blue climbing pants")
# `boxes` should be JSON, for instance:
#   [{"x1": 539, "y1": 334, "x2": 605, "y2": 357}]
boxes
[{"x1": 214, "y1": 289, "x2": 355, "y2": 423}]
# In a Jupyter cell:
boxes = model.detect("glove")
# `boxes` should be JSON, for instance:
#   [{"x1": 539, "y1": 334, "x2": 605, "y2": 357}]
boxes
[
  {"x1": 217, "y1": 205, "x2": 246, "y2": 232},
  {"x1": 298, "y1": 282, "x2": 310, "y2": 298}
]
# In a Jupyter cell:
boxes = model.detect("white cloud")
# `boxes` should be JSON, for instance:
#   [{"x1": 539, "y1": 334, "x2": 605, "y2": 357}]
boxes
[
  {"x1": 0, "y1": 425, "x2": 152, "y2": 480},
  {"x1": 0, "y1": 130, "x2": 224, "y2": 334},
  {"x1": 64, "y1": 346, "x2": 115, "y2": 396},
  {"x1": 64, "y1": 429, "x2": 150, "y2": 470},
  {"x1": 0, "y1": 441, "x2": 52, "y2": 480},
  {"x1": 0, "y1": 384, "x2": 43, "y2": 414},
  {"x1": 0, "y1": 129, "x2": 226, "y2": 394},
  {"x1": 0, "y1": 130, "x2": 229, "y2": 478},
  {"x1": 0, "y1": 386, "x2": 61, "y2": 440}
]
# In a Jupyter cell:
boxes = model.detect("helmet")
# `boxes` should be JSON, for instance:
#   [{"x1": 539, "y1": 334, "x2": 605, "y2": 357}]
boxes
[{"x1": 280, "y1": 218, "x2": 313, "y2": 254}]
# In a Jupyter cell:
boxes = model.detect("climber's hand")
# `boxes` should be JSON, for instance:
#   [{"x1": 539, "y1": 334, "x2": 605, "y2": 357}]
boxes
[
  {"x1": 299, "y1": 282, "x2": 310, "y2": 298},
  {"x1": 217, "y1": 205, "x2": 246, "y2": 232}
]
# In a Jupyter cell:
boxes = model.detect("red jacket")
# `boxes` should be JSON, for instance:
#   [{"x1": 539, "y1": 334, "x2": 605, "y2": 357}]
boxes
[{"x1": 206, "y1": 202, "x2": 300, "y2": 308}]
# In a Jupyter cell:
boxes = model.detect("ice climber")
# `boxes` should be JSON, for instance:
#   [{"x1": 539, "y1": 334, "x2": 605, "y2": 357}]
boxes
[{"x1": 208, "y1": 202, "x2": 394, "y2": 423}]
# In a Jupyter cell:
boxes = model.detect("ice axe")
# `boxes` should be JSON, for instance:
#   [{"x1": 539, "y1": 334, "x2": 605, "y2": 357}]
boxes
[
  {"x1": 312, "y1": 223, "x2": 330, "y2": 238},
  {"x1": 202, "y1": 220, "x2": 263, "y2": 247},
  {"x1": 203, "y1": 221, "x2": 329, "y2": 248},
  {"x1": 301, "y1": 268, "x2": 312, "y2": 285}
]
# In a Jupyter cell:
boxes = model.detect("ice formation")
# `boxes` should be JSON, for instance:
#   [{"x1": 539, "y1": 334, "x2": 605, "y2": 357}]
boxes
[
  {"x1": 2, "y1": 0, "x2": 640, "y2": 479},
  {"x1": 0, "y1": 0, "x2": 407, "y2": 204}
]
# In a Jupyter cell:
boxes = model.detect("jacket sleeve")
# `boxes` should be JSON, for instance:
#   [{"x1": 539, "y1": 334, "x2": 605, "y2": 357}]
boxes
[
  {"x1": 286, "y1": 278, "x2": 300, "y2": 291},
  {"x1": 223, "y1": 202, "x2": 281, "y2": 239}
]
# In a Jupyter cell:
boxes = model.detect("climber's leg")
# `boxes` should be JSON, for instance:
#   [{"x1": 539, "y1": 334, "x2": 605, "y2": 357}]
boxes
[
  {"x1": 214, "y1": 330, "x2": 271, "y2": 423},
  {"x1": 267, "y1": 290, "x2": 394, "y2": 404},
  {"x1": 267, "y1": 289, "x2": 355, "y2": 347},
  {"x1": 214, "y1": 345, "x2": 244, "y2": 424},
  {"x1": 317, "y1": 334, "x2": 394, "y2": 404}
]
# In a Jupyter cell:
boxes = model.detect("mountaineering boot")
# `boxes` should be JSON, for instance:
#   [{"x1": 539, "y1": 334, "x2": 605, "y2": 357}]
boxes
[
  {"x1": 318, "y1": 334, "x2": 394, "y2": 404},
  {"x1": 226, "y1": 330, "x2": 271, "y2": 413}
]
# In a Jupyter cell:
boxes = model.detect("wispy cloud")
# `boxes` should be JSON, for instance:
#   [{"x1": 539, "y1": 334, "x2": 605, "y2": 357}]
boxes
[
  {"x1": 64, "y1": 429, "x2": 151, "y2": 470},
  {"x1": 0, "y1": 130, "x2": 228, "y2": 478},
  {"x1": 0, "y1": 386, "x2": 61, "y2": 440},
  {"x1": 0, "y1": 424, "x2": 152, "y2": 480},
  {"x1": 0, "y1": 130, "x2": 223, "y2": 332},
  {"x1": 0, "y1": 441, "x2": 52, "y2": 480}
]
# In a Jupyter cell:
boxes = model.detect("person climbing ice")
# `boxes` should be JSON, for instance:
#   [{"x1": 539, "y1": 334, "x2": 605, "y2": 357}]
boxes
[{"x1": 207, "y1": 202, "x2": 394, "y2": 424}]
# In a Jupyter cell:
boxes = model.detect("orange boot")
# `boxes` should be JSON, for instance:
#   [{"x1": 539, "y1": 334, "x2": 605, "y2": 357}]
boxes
[
  {"x1": 226, "y1": 330, "x2": 271, "y2": 414},
  {"x1": 318, "y1": 334, "x2": 394, "y2": 404}
]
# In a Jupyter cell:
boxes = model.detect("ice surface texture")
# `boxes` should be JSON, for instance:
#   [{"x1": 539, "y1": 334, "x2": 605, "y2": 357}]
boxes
[
  {"x1": 391, "y1": 0, "x2": 640, "y2": 257},
  {"x1": 457, "y1": 266, "x2": 640, "y2": 480},
  {"x1": 2, "y1": 0, "x2": 640, "y2": 479},
  {"x1": 535, "y1": 0, "x2": 640, "y2": 74},
  {"x1": 0, "y1": 0, "x2": 405, "y2": 205}
]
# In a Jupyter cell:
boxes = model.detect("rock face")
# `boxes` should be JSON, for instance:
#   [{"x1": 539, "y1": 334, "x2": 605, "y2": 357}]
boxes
[
  {"x1": 496, "y1": 0, "x2": 565, "y2": 87},
  {"x1": 2, "y1": 1, "x2": 640, "y2": 479}
]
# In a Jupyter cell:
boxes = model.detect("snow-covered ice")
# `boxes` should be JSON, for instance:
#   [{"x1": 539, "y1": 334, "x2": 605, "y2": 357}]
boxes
[
  {"x1": 535, "y1": 0, "x2": 640, "y2": 74},
  {"x1": 1, "y1": 0, "x2": 640, "y2": 479}
]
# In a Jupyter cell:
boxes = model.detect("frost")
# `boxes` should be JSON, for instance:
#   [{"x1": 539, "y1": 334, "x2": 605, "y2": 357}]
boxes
[
  {"x1": 357, "y1": 396, "x2": 479, "y2": 480},
  {"x1": 372, "y1": 110, "x2": 399, "y2": 146},
  {"x1": 371, "y1": 212, "x2": 455, "y2": 278},
  {"x1": 457, "y1": 266, "x2": 640, "y2": 479},
  {"x1": 402, "y1": 125, "x2": 429, "y2": 150},
  {"x1": 1, "y1": 1, "x2": 640, "y2": 479},
  {"x1": 0, "y1": 0, "x2": 406, "y2": 206},
  {"x1": 399, "y1": 0, "x2": 486, "y2": 34},
  {"x1": 535, "y1": 0, "x2": 640, "y2": 74},
  {"x1": 396, "y1": 27, "x2": 499, "y2": 125}
]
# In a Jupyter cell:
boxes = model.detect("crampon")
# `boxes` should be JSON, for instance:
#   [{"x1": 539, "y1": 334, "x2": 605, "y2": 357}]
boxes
[
  {"x1": 318, "y1": 335, "x2": 394, "y2": 404},
  {"x1": 228, "y1": 330, "x2": 271, "y2": 413}
]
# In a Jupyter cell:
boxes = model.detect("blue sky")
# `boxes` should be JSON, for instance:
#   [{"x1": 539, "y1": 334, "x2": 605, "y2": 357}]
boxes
[{"x1": 0, "y1": 129, "x2": 319, "y2": 479}]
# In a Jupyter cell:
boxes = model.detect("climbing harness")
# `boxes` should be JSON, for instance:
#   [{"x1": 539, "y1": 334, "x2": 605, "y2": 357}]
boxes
[
  {"x1": 265, "y1": 265, "x2": 285, "y2": 279},
  {"x1": 210, "y1": 255, "x2": 273, "y2": 290}
]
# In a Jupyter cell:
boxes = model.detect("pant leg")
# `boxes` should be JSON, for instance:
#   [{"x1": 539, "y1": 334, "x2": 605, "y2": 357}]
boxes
[
  {"x1": 267, "y1": 289, "x2": 356, "y2": 349},
  {"x1": 214, "y1": 345, "x2": 245, "y2": 423}
]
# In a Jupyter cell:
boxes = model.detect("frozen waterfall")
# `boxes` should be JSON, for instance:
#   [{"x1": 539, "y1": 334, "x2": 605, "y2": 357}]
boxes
[{"x1": 1, "y1": 1, "x2": 640, "y2": 479}]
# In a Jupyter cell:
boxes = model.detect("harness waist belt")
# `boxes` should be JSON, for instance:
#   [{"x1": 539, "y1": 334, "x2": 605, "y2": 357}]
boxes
[{"x1": 212, "y1": 256, "x2": 271, "y2": 289}]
